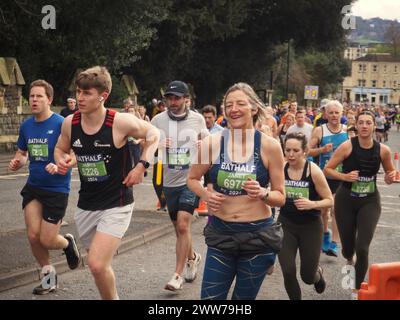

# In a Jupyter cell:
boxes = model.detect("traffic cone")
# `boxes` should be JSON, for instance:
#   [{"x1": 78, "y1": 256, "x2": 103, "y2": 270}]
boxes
[
  {"x1": 195, "y1": 200, "x2": 208, "y2": 216},
  {"x1": 358, "y1": 262, "x2": 400, "y2": 300}
]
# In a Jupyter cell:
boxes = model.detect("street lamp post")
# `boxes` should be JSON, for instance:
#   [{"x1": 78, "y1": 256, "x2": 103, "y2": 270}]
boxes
[{"x1": 286, "y1": 40, "x2": 290, "y2": 99}]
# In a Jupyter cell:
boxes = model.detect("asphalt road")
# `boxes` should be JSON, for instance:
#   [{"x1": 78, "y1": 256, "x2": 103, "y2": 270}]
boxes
[{"x1": 0, "y1": 130, "x2": 399, "y2": 300}]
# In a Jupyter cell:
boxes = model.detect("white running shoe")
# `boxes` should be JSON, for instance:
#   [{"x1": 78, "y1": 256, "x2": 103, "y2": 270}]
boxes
[
  {"x1": 164, "y1": 273, "x2": 183, "y2": 291},
  {"x1": 184, "y1": 251, "x2": 201, "y2": 282}
]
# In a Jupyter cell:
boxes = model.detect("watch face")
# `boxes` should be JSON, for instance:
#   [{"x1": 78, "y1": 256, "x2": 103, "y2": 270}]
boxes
[{"x1": 140, "y1": 160, "x2": 150, "y2": 168}]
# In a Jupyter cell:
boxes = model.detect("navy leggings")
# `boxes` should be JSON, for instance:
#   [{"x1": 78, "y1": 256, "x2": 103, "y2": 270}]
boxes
[{"x1": 201, "y1": 217, "x2": 276, "y2": 300}]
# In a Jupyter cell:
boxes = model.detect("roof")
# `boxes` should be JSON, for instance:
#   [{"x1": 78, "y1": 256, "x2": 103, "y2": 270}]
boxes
[
  {"x1": 0, "y1": 57, "x2": 25, "y2": 86},
  {"x1": 354, "y1": 54, "x2": 400, "y2": 63}
]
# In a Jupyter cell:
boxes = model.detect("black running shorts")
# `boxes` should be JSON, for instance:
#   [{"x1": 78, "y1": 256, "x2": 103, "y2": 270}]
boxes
[{"x1": 21, "y1": 184, "x2": 69, "y2": 225}]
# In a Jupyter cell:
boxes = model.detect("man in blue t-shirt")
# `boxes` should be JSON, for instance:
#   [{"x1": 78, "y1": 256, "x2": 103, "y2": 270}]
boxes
[{"x1": 9, "y1": 80, "x2": 81, "y2": 295}]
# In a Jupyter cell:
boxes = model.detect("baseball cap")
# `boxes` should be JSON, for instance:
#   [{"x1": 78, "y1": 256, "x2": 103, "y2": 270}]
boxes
[
  {"x1": 320, "y1": 98, "x2": 330, "y2": 109},
  {"x1": 164, "y1": 81, "x2": 189, "y2": 97}
]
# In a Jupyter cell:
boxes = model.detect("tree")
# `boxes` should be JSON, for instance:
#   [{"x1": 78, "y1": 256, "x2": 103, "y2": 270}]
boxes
[
  {"x1": 384, "y1": 22, "x2": 400, "y2": 57},
  {"x1": 132, "y1": 0, "x2": 353, "y2": 106},
  {"x1": 0, "y1": 0, "x2": 171, "y2": 104}
]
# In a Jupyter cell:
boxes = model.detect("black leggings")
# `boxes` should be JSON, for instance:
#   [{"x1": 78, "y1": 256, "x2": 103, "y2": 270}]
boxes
[
  {"x1": 152, "y1": 162, "x2": 166, "y2": 208},
  {"x1": 335, "y1": 186, "x2": 381, "y2": 289},
  {"x1": 278, "y1": 214, "x2": 323, "y2": 300}
]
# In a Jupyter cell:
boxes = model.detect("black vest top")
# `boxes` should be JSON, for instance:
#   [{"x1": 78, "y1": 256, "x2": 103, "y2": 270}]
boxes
[
  {"x1": 280, "y1": 161, "x2": 320, "y2": 222},
  {"x1": 342, "y1": 137, "x2": 381, "y2": 198},
  {"x1": 71, "y1": 110, "x2": 133, "y2": 210}
]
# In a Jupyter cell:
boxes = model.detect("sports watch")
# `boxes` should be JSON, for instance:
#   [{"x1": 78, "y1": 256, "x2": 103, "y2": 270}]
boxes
[{"x1": 138, "y1": 160, "x2": 150, "y2": 169}]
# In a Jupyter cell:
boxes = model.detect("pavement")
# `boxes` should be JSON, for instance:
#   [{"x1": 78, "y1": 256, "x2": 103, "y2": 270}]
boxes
[{"x1": 0, "y1": 208, "x2": 179, "y2": 292}]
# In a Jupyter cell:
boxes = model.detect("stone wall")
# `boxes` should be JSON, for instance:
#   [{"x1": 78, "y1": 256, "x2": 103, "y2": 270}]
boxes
[
  {"x1": 0, "y1": 113, "x2": 31, "y2": 152},
  {"x1": 4, "y1": 86, "x2": 20, "y2": 112}
]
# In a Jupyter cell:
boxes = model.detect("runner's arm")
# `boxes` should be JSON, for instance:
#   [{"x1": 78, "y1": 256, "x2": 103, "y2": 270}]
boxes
[
  {"x1": 187, "y1": 135, "x2": 214, "y2": 201},
  {"x1": 9, "y1": 149, "x2": 28, "y2": 171},
  {"x1": 380, "y1": 144, "x2": 397, "y2": 184},
  {"x1": 307, "y1": 127, "x2": 324, "y2": 157},
  {"x1": 54, "y1": 116, "x2": 75, "y2": 172},
  {"x1": 121, "y1": 113, "x2": 160, "y2": 165},
  {"x1": 310, "y1": 162, "x2": 333, "y2": 209},
  {"x1": 323, "y1": 141, "x2": 353, "y2": 181},
  {"x1": 262, "y1": 136, "x2": 286, "y2": 207}
]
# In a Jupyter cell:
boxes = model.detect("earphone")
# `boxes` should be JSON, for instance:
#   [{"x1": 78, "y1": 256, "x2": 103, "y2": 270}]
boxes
[{"x1": 99, "y1": 97, "x2": 104, "y2": 102}]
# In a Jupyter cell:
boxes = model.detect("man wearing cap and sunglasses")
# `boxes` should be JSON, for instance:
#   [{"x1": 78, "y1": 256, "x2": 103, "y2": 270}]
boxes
[{"x1": 151, "y1": 80, "x2": 208, "y2": 291}]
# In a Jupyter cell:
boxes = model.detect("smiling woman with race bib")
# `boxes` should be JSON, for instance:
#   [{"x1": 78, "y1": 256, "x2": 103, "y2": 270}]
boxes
[
  {"x1": 187, "y1": 82, "x2": 285, "y2": 300},
  {"x1": 323, "y1": 110, "x2": 399, "y2": 299}
]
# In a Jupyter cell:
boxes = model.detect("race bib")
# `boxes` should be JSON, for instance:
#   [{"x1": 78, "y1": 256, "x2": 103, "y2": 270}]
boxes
[
  {"x1": 217, "y1": 170, "x2": 256, "y2": 196},
  {"x1": 285, "y1": 180, "x2": 310, "y2": 199},
  {"x1": 322, "y1": 157, "x2": 342, "y2": 172},
  {"x1": 167, "y1": 148, "x2": 190, "y2": 170},
  {"x1": 77, "y1": 154, "x2": 109, "y2": 182},
  {"x1": 351, "y1": 176, "x2": 375, "y2": 197},
  {"x1": 28, "y1": 143, "x2": 49, "y2": 161}
]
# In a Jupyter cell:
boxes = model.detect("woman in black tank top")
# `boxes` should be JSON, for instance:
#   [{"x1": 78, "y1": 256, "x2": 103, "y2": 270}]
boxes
[
  {"x1": 323, "y1": 111, "x2": 398, "y2": 298},
  {"x1": 278, "y1": 133, "x2": 333, "y2": 300}
]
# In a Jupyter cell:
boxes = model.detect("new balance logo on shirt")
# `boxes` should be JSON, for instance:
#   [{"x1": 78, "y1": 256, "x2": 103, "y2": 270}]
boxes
[{"x1": 72, "y1": 139, "x2": 83, "y2": 148}]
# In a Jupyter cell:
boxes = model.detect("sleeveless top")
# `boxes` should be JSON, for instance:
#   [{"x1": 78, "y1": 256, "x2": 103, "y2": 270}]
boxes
[
  {"x1": 71, "y1": 110, "x2": 134, "y2": 210},
  {"x1": 209, "y1": 129, "x2": 269, "y2": 196},
  {"x1": 319, "y1": 124, "x2": 348, "y2": 172},
  {"x1": 280, "y1": 161, "x2": 320, "y2": 222},
  {"x1": 342, "y1": 137, "x2": 381, "y2": 198}
]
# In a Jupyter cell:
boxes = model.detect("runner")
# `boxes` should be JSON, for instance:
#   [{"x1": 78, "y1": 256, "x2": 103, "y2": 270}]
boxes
[
  {"x1": 308, "y1": 100, "x2": 348, "y2": 257},
  {"x1": 323, "y1": 110, "x2": 398, "y2": 298},
  {"x1": 9, "y1": 79, "x2": 80, "y2": 295},
  {"x1": 151, "y1": 80, "x2": 208, "y2": 291},
  {"x1": 54, "y1": 66, "x2": 159, "y2": 299},
  {"x1": 187, "y1": 82, "x2": 285, "y2": 300},
  {"x1": 278, "y1": 132, "x2": 333, "y2": 300}
]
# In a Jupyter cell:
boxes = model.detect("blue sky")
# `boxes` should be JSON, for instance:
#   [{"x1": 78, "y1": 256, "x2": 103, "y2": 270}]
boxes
[{"x1": 352, "y1": 0, "x2": 400, "y2": 20}]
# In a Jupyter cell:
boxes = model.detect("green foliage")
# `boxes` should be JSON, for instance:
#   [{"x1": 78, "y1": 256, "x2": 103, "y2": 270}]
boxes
[{"x1": 1, "y1": 0, "x2": 352, "y2": 105}]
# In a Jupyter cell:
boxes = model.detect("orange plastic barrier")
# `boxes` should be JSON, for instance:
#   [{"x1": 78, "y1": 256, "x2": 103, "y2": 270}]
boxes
[
  {"x1": 358, "y1": 262, "x2": 400, "y2": 300},
  {"x1": 196, "y1": 200, "x2": 208, "y2": 215}
]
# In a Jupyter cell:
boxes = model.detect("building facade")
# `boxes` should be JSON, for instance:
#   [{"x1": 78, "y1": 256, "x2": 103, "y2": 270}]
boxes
[
  {"x1": 344, "y1": 45, "x2": 369, "y2": 60},
  {"x1": 342, "y1": 53, "x2": 400, "y2": 105}
]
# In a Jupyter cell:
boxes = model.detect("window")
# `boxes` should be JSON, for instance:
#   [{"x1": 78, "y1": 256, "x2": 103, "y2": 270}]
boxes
[
  {"x1": 372, "y1": 80, "x2": 377, "y2": 88},
  {"x1": 383, "y1": 80, "x2": 386, "y2": 87},
  {"x1": 359, "y1": 64, "x2": 363, "y2": 72},
  {"x1": 363, "y1": 64, "x2": 367, "y2": 72},
  {"x1": 358, "y1": 80, "x2": 366, "y2": 87},
  {"x1": 373, "y1": 65, "x2": 378, "y2": 72},
  {"x1": 384, "y1": 65, "x2": 387, "y2": 73},
  {"x1": 395, "y1": 65, "x2": 398, "y2": 73},
  {"x1": 394, "y1": 80, "x2": 398, "y2": 88}
]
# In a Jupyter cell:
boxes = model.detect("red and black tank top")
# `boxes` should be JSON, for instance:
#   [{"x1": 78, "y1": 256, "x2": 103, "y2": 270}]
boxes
[{"x1": 71, "y1": 109, "x2": 133, "y2": 210}]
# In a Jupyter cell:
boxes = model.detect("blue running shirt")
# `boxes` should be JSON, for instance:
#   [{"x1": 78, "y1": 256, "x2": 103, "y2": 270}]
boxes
[
  {"x1": 17, "y1": 113, "x2": 71, "y2": 193},
  {"x1": 319, "y1": 124, "x2": 348, "y2": 171}
]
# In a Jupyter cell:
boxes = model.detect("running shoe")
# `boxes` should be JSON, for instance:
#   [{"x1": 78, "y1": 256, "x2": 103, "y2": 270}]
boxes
[
  {"x1": 326, "y1": 241, "x2": 338, "y2": 257},
  {"x1": 63, "y1": 233, "x2": 81, "y2": 270},
  {"x1": 184, "y1": 251, "x2": 201, "y2": 282},
  {"x1": 32, "y1": 273, "x2": 58, "y2": 295},
  {"x1": 164, "y1": 273, "x2": 183, "y2": 291},
  {"x1": 314, "y1": 266, "x2": 326, "y2": 294}
]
